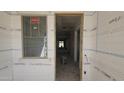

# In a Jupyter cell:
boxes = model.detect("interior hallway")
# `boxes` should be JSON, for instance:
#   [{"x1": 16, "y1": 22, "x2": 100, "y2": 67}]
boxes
[
  {"x1": 56, "y1": 55, "x2": 80, "y2": 81},
  {"x1": 55, "y1": 15, "x2": 81, "y2": 81}
]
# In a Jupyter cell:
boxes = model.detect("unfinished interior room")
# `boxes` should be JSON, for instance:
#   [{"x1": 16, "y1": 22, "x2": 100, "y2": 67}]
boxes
[
  {"x1": 0, "y1": 11, "x2": 124, "y2": 81},
  {"x1": 56, "y1": 14, "x2": 82, "y2": 81}
]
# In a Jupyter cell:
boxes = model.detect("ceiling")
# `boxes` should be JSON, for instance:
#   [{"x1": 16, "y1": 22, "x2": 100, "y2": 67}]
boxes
[{"x1": 56, "y1": 16, "x2": 81, "y2": 32}]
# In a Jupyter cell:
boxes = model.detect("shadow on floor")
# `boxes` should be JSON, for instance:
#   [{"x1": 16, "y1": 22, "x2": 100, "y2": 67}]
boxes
[{"x1": 56, "y1": 55, "x2": 80, "y2": 81}]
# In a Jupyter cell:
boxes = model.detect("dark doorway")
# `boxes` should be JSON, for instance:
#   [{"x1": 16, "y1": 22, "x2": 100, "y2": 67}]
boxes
[{"x1": 55, "y1": 14, "x2": 82, "y2": 81}]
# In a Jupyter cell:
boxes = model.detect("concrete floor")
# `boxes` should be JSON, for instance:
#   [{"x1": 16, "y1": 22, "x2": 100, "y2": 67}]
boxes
[{"x1": 56, "y1": 55, "x2": 80, "y2": 81}]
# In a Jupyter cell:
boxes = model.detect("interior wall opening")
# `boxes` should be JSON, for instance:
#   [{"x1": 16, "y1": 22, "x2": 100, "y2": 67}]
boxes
[{"x1": 56, "y1": 14, "x2": 81, "y2": 81}]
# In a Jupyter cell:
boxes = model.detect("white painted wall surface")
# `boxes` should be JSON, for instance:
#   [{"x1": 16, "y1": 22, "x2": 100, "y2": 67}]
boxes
[
  {"x1": 83, "y1": 12, "x2": 98, "y2": 80},
  {"x1": 11, "y1": 13, "x2": 56, "y2": 80},
  {"x1": 0, "y1": 12, "x2": 13, "y2": 80},
  {"x1": 96, "y1": 12, "x2": 124, "y2": 80},
  {"x1": 83, "y1": 12, "x2": 124, "y2": 81}
]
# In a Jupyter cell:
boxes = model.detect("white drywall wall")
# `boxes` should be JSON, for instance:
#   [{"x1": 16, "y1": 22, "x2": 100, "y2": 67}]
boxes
[
  {"x1": 11, "y1": 13, "x2": 56, "y2": 81},
  {"x1": 83, "y1": 12, "x2": 124, "y2": 81},
  {"x1": 0, "y1": 12, "x2": 13, "y2": 80},
  {"x1": 83, "y1": 12, "x2": 98, "y2": 80},
  {"x1": 96, "y1": 12, "x2": 124, "y2": 80}
]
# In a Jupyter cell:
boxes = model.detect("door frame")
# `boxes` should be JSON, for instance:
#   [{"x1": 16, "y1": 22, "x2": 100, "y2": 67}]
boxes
[{"x1": 55, "y1": 13, "x2": 84, "y2": 80}]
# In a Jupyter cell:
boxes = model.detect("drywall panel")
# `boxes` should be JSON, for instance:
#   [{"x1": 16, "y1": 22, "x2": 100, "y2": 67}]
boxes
[
  {"x1": 13, "y1": 59, "x2": 54, "y2": 80},
  {"x1": 12, "y1": 14, "x2": 55, "y2": 80},
  {"x1": 83, "y1": 12, "x2": 97, "y2": 80},
  {"x1": 0, "y1": 12, "x2": 13, "y2": 80},
  {"x1": 84, "y1": 12, "x2": 124, "y2": 80},
  {"x1": 0, "y1": 12, "x2": 11, "y2": 28},
  {"x1": 96, "y1": 12, "x2": 124, "y2": 80}
]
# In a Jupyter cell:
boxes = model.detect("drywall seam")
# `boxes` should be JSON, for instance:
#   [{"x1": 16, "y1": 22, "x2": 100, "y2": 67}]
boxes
[
  {"x1": 0, "y1": 25, "x2": 7, "y2": 30},
  {"x1": 0, "y1": 49, "x2": 21, "y2": 52},
  {"x1": 0, "y1": 66, "x2": 8, "y2": 71},
  {"x1": 4, "y1": 11, "x2": 19, "y2": 15},
  {"x1": 85, "y1": 49, "x2": 124, "y2": 59},
  {"x1": 94, "y1": 66, "x2": 116, "y2": 80},
  {"x1": 84, "y1": 11, "x2": 97, "y2": 16},
  {"x1": 84, "y1": 27, "x2": 97, "y2": 32},
  {"x1": 0, "y1": 25, "x2": 21, "y2": 32},
  {"x1": 10, "y1": 28, "x2": 21, "y2": 31}
]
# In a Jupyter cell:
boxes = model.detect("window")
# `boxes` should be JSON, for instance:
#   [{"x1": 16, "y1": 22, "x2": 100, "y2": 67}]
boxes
[{"x1": 23, "y1": 16, "x2": 47, "y2": 58}]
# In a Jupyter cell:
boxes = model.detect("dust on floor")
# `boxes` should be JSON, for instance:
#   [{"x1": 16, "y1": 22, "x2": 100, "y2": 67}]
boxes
[{"x1": 56, "y1": 56, "x2": 80, "y2": 81}]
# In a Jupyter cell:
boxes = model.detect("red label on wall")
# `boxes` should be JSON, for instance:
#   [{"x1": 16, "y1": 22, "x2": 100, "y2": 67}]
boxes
[{"x1": 31, "y1": 17, "x2": 40, "y2": 24}]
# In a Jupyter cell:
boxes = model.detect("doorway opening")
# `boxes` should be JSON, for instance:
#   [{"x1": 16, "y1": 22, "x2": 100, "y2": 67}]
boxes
[{"x1": 55, "y1": 14, "x2": 83, "y2": 81}]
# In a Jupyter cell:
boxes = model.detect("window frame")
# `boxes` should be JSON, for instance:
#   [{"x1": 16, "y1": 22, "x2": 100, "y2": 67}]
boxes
[{"x1": 21, "y1": 15, "x2": 48, "y2": 59}]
